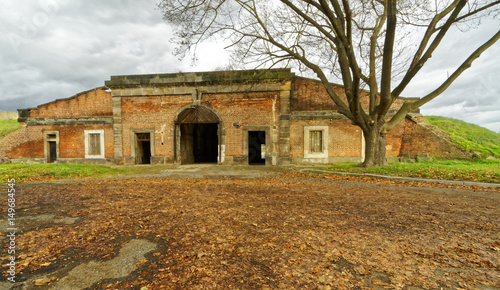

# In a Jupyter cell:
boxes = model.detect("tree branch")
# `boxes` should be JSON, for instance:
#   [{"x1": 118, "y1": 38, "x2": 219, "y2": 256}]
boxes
[
  {"x1": 448, "y1": 0, "x2": 500, "y2": 25},
  {"x1": 392, "y1": 0, "x2": 467, "y2": 98},
  {"x1": 369, "y1": 5, "x2": 387, "y2": 116},
  {"x1": 249, "y1": 0, "x2": 354, "y2": 119},
  {"x1": 378, "y1": 0, "x2": 397, "y2": 118},
  {"x1": 385, "y1": 29, "x2": 500, "y2": 131}
]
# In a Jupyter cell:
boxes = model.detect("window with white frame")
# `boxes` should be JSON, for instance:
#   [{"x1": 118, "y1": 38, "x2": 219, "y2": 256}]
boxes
[
  {"x1": 304, "y1": 126, "x2": 329, "y2": 159},
  {"x1": 309, "y1": 130, "x2": 323, "y2": 153},
  {"x1": 85, "y1": 130, "x2": 105, "y2": 159}
]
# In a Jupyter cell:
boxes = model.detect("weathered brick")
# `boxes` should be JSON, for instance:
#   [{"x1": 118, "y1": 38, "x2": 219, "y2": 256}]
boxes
[{"x1": 0, "y1": 69, "x2": 467, "y2": 165}]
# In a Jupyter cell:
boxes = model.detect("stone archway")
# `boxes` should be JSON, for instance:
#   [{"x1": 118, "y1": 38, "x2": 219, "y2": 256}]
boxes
[{"x1": 174, "y1": 105, "x2": 224, "y2": 164}]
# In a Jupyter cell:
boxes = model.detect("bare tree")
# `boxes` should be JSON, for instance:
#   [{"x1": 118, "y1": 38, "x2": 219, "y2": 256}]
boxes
[{"x1": 158, "y1": 0, "x2": 500, "y2": 167}]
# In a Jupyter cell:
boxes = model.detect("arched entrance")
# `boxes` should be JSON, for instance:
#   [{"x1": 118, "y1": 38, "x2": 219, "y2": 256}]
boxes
[{"x1": 175, "y1": 105, "x2": 223, "y2": 164}]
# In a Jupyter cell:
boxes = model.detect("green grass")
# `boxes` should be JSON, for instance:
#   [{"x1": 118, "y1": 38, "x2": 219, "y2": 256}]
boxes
[
  {"x1": 0, "y1": 163, "x2": 125, "y2": 183},
  {"x1": 322, "y1": 159, "x2": 500, "y2": 183},
  {"x1": 0, "y1": 119, "x2": 21, "y2": 139},
  {"x1": 424, "y1": 116, "x2": 500, "y2": 158}
]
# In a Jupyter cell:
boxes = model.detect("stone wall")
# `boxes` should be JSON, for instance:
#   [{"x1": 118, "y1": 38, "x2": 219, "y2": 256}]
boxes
[
  {"x1": 0, "y1": 111, "x2": 18, "y2": 120},
  {"x1": 397, "y1": 114, "x2": 471, "y2": 159}
]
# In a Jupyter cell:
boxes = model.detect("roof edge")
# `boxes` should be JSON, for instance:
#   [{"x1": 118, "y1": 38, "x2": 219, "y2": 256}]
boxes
[
  {"x1": 17, "y1": 86, "x2": 108, "y2": 115},
  {"x1": 105, "y1": 68, "x2": 295, "y2": 87}
]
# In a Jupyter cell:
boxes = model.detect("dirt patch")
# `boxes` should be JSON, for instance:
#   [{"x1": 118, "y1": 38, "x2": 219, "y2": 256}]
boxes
[{"x1": 1, "y1": 166, "x2": 499, "y2": 289}]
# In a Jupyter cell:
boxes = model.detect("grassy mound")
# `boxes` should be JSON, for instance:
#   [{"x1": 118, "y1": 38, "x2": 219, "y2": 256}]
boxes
[
  {"x1": 0, "y1": 119, "x2": 21, "y2": 139},
  {"x1": 424, "y1": 116, "x2": 500, "y2": 159}
]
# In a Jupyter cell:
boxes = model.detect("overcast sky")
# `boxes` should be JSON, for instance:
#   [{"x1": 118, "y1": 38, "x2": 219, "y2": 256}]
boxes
[{"x1": 1, "y1": 0, "x2": 499, "y2": 132}]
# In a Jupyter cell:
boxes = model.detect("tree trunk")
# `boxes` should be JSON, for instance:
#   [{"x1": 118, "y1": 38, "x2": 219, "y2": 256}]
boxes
[{"x1": 362, "y1": 127, "x2": 388, "y2": 167}]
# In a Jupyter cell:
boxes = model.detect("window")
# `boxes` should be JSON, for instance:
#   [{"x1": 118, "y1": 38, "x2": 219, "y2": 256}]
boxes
[
  {"x1": 309, "y1": 130, "x2": 323, "y2": 153},
  {"x1": 88, "y1": 133, "x2": 101, "y2": 156},
  {"x1": 304, "y1": 126, "x2": 329, "y2": 159},
  {"x1": 85, "y1": 130, "x2": 105, "y2": 159}
]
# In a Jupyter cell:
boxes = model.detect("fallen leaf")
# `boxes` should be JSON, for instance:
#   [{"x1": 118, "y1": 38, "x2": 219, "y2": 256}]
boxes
[
  {"x1": 135, "y1": 259, "x2": 148, "y2": 267},
  {"x1": 354, "y1": 265, "x2": 369, "y2": 275},
  {"x1": 34, "y1": 276, "x2": 57, "y2": 286}
]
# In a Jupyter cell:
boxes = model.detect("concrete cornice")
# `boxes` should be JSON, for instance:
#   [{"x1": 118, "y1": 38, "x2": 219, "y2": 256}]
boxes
[
  {"x1": 105, "y1": 68, "x2": 295, "y2": 88},
  {"x1": 25, "y1": 116, "x2": 114, "y2": 126}
]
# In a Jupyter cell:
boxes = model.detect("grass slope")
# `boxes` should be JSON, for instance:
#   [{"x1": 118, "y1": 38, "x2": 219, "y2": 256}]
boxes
[
  {"x1": 0, "y1": 119, "x2": 21, "y2": 139},
  {"x1": 424, "y1": 116, "x2": 500, "y2": 158},
  {"x1": 0, "y1": 163, "x2": 124, "y2": 183},
  {"x1": 323, "y1": 159, "x2": 500, "y2": 183}
]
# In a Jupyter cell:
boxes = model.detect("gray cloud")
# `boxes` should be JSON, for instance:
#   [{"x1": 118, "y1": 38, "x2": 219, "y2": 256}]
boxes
[
  {"x1": 405, "y1": 20, "x2": 500, "y2": 132},
  {"x1": 1, "y1": 0, "x2": 195, "y2": 111}
]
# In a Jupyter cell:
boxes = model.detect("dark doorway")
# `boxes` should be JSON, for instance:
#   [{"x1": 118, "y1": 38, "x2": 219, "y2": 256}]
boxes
[
  {"x1": 48, "y1": 141, "x2": 57, "y2": 163},
  {"x1": 136, "y1": 133, "x2": 151, "y2": 164},
  {"x1": 248, "y1": 131, "x2": 266, "y2": 165},
  {"x1": 180, "y1": 123, "x2": 218, "y2": 164}
]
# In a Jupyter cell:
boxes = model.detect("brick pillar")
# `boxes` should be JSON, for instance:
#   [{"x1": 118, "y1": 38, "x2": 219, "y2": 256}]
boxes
[
  {"x1": 112, "y1": 95, "x2": 124, "y2": 164},
  {"x1": 278, "y1": 81, "x2": 292, "y2": 165}
]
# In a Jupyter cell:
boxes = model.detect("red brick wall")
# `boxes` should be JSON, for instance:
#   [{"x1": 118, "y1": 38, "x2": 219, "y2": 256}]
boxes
[
  {"x1": 393, "y1": 116, "x2": 470, "y2": 159},
  {"x1": 2, "y1": 124, "x2": 113, "y2": 159},
  {"x1": 121, "y1": 92, "x2": 280, "y2": 158},
  {"x1": 386, "y1": 121, "x2": 405, "y2": 157},
  {"x1": 290, "y1": 78, "x2": 406, "y2": 113},
  {"x1": 58, "y1": 125, "x2": 114, "y2": 158},
  {"x1": 29, "y1": 88, "x2": 112, "y2": 118},
  {"x1": 121, "y1": 95, "x2": 192, "y2": 157},
  {"x1": 1, "y1": 125, "x2": 44, "y2": 159},
  {"x1": 290, "y1": 119, "x2": 362, "y2": 158},
  {"x1": 207, "y1": 92, "x2": 280, "y2": 156},
  {"x1": 3, "y1": 75, "x2": 434, "y2": 163},
  {"x1": 1, "y1": 87, "x2": 114, "y2": 160},
  {"x1": 330, "y1": 120, "x2": 363, "y2": 158},
  {"x1": 291, "y1": 78, "x2": 340, "y2": 111}
]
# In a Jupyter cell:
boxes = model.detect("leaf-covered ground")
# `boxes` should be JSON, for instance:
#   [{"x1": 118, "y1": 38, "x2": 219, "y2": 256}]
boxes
[{"x1": 1, "y1": 169, "x2": 499, "y2": 289}]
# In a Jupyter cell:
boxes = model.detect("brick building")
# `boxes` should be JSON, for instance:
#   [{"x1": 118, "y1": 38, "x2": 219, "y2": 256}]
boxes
[{"x1": 0, "y1": 69, "x2": 469, "y2": 165}]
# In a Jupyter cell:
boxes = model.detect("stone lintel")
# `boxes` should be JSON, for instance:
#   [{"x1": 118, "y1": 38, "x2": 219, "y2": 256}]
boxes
[
  {"x1": 109, "y1": 83, "x2": 283, "y2": 97},
  {"x1": 25, "y1": 116, "x2": 113, "y2": 126},
  {"x1": 290, "y1": 111, "x2": 347, "y2": 120}
]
